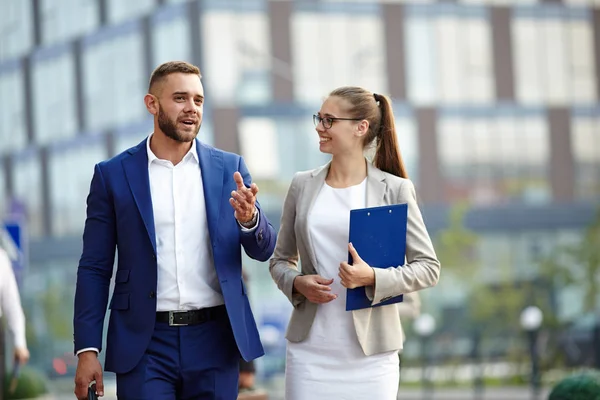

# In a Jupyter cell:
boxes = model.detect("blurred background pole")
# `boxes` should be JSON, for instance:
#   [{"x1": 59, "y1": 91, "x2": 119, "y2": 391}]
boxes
[
  {"x1": 520, "y1": 306, "x2": 543, "y2": 400},
  {"x1": 414, "y1": 314, "x2": 436, "y2": 400},
  {"x1": 471, "y1": 329, "x2": 484, "y2": 400}
]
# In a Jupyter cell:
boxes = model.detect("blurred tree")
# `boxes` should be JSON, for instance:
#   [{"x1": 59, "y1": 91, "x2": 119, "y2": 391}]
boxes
[
  {"x1": 39, "y1": 283, "x2": 72, "y2": 340},
  {"x1": 434, "y1": 202, "x2": 479, "y2": 279},
  {"x1": 434, "y1": 203, "x2": 555, "y2": 334},
  {"x1": 539, "y1": 207, "x2": 600, "y2": 313}
]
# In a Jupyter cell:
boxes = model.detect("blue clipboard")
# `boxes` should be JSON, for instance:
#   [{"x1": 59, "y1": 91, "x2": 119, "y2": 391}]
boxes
[{"x1": 346, "y1": 203, "x2": 407, "y2": 311}]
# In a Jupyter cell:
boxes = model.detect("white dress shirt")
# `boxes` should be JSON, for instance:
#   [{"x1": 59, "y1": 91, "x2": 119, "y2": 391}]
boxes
[
  {"x1": 0, "y1": 248, "x2": 27, "y2": 349},
  {"x1": 147, "y1": 135, "x2": 224, "y2": 311}
]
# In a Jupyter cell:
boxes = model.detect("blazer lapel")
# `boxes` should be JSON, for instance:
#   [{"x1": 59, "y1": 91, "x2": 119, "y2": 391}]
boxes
[
  {"x1": 300, "y1": 163, "x2": 329, "y2": 274},
  {"x1": 197, "y1": 141, "x2": 223, "y2": 246},
  {"x1": 122, "y1": 139, "x2": 156, "y2": 252},
  {"x1": 366, "y1": 161, "x2": 387, "y2": 207}
]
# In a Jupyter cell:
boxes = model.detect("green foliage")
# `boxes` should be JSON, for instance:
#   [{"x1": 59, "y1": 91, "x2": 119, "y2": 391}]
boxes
[
  {"x1": 39, "y1": 283, "x2": 73, "y2": 341},
  {"x1": 539, "y1": 207, "x2": 600, "y2": 313},
  {"x1": 434, "y1": 202, "x2": 479, "y2": 278},
  {"x1": 3, "y1": 367, "x2": 48, "y2": 399},
  {"x1": 548, "y1": 369, "x2": 600, "y2": 400}
]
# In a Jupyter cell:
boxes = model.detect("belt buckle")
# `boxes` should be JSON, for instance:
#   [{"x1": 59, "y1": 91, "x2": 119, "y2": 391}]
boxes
[{"x1": 168, "y1": 310, "x2": 188, "y2": 326}]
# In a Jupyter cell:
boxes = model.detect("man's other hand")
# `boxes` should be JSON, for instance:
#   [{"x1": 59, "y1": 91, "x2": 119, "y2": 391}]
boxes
[{"x1": 74, "y1": 351, "x2": 103, "y2": 399}]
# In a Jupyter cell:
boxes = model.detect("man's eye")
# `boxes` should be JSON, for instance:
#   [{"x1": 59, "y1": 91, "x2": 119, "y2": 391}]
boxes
[{"x1": 324, "y1": 118, "x2": 333, "y2": 125}]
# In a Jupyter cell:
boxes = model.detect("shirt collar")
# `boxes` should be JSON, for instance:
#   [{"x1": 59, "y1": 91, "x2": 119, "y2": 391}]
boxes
[{"x1": 146, "y1": 133, "x2": 199, "y2": 167}]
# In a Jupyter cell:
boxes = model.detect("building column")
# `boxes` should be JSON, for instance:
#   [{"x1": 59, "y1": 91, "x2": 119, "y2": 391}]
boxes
[
  {"x1": 416, "y1": 107, "x2": 443, "y2": 204},
  {"x1": 382, "y1": 3, "x2": 406, "y2": 100},
  {"x1": 491, "y1": 7, "x2": 515, "y2": 101},
  {"x1": 269, "y1": 1, "x2": 294, "y2": 102},
  {"x1": 213, "y1": 107, "x2": 240, "y2": 154},
  {"x1": 548, "y1": 108, "x2": 574, "y2": 202}
]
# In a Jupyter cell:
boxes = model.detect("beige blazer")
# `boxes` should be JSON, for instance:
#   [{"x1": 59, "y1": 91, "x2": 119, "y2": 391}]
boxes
[{"x1": 269, "y1": 161, "x2": 440, "y2": 356}]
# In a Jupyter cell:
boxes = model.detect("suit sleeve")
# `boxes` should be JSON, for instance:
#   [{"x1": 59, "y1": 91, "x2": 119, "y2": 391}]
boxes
[
  {"x1": 237, "y1": 156, "x2": 277, "y2": 262},
  {"x1": 73, "y1": 164, "x2": 117, "y2": 354},
  {"x1": 268, "y1": 174, "x2": 305, "y2": 307},
  {"x1": 368, "y1": 179, "x2": 440, "y2": 306}
]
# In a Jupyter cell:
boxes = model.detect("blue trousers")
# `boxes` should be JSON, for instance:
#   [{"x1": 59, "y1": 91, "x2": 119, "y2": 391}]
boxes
[{"x1": 116, "y1": 314, "x2": 240, "y2": 399}]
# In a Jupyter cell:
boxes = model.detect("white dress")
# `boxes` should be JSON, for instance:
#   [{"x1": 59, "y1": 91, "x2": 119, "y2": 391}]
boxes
[{"x1": 285, "y1": 180, "x2": 399, "y2": 400}]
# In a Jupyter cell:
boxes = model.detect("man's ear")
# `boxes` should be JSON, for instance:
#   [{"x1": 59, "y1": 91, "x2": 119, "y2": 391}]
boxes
[{"x1": 144, "y1": 94, "x2": 159, "y2": 115}]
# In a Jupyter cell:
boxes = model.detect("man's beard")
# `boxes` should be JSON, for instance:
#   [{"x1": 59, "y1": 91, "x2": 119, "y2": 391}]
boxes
[{"x1": 157, "y1": 106, "x2": 201, "y2": 143}]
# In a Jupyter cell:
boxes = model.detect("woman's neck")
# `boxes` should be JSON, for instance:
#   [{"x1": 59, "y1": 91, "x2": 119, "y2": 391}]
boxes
[{"x1": 326, "y1": 155, "x2": 367, "y2": 188}]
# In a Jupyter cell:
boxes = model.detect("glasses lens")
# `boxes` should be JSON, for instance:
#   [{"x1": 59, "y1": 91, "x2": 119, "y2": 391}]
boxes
[{"x1": 313, "y1": 114, "x2": 319, "y2": 127}]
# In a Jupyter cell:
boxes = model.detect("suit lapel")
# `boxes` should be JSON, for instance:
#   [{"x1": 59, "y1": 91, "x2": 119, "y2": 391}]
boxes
[
  {"x1": 122, "y1": 139, "x2": 156, "y2": 252},
  {"x1": 197, "y1": 141, "x2": 223, "y2": 247}
]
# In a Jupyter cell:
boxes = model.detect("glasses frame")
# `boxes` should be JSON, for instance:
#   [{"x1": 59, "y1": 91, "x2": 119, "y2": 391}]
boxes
[{"x1": 313, "y1": 114, "x2": 364, "y2": 129}]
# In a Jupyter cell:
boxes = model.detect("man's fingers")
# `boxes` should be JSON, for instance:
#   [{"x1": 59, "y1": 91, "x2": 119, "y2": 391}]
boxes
[
  {"x1": 95, "y1": 372, "x2": 104, "y2": 396},
  {"x1": 249, "y1": 183, "x2": 259, "y2": 196},
  {"x1": 233, "y1": 172, "x2": 245, "y2": 190}
]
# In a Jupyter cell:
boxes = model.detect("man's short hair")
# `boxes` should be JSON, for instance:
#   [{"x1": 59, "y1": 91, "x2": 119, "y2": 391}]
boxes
[{"x1": 148, "y1": 61, "x2": 202, "y2": 93}]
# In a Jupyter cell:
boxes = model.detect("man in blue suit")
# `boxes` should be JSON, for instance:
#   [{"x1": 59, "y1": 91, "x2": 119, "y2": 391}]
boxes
[{"x1": 73, "y1": 61, "x2": 277, "y2": 399}]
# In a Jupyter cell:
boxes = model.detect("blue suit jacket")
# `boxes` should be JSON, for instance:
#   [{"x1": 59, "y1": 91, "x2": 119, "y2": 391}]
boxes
[{"x1": 73, "y1": 138, "x2": 277, "y2": 374}]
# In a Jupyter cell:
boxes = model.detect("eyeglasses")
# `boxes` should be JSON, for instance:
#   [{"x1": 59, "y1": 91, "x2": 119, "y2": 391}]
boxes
[{"x1": 313, "y1": 114, "x2": 364, "y2": 129}]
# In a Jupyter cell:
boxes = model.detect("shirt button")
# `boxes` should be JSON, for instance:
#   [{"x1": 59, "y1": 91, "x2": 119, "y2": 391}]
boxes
[
  {"x1": 152, "y1": 254, "x2": 156, "y2": 260},
  {"x1": 149, "y1": 291, "x2": 156, "y2": 299}
]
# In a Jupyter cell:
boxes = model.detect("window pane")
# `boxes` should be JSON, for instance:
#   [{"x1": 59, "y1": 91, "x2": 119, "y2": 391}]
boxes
[
  {"x1": 406, "y1": 15, "x2": 437, "y2": 105},
  {"x1": 12, "y1": 150, "x2": 44, "y2": 237},
  {"x1": 439, "y1": 110, "x2": 550, "y2": 205},
  {"x1": 152, "y1": 9, "x2": 191, "y2": 67},
  {"x1": 32, "y1": 49, "x2": 78, "y2": 145},
  {"x1": 83, "y1": 24, "x2": 146, "y2": 131},
  {"x1": 41, "y1": 0, "x2": 99, "y2": 45},
  {"x1": 49, "y1": 139, "x2": 106, "y2": 236},
  {"x1": 514, "y1": 11, "x2": 595, "y2": 105},
  {"x1": 0, "y1": 65, "x2": 27, "y2": 154},
  {"x1": 202, "y1": 10, "x2": 272, "y2": 105},
  {"x1": 239, "y1": 118, "x2": 279, "y2": 180},
  {"x1": 113, "y1": 120, "x2": 153, "y2": 155},
  {"x1": 541, "y1": 18, "x2": 568, "y2": 105},
  {"x1": 292, "y1": 11, "x2": 387, "y2": 105},
  {"x1": 569, "y1": 20, "x2": 596, "y2": 103},
  {"x1": 513, "y1": 18, "x2": 544, "y2": 104},
  {"x1": 395, "y1": 114, "x2": 419, "y2": 182},
  {"x1": 572, "y1": 116, "x2": 600, "y2": 199},
  {"x1": 107, "y1": 0, "x2": 155, "y2": 25},
  {"x1": 0, "y1": 0, "x2": 33, "y2": 61}
]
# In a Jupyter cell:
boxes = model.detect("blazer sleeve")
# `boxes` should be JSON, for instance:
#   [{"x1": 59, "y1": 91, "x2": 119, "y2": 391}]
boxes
[
  {"x1": 369, "y1": 179, "x2": 440, "y2": 306},
  {"x1": 269, "y1": 173, "x2": 305, "y2": 307},
  {"x1": 73, "y1": 163, "x2": 117, "y2": 353}
]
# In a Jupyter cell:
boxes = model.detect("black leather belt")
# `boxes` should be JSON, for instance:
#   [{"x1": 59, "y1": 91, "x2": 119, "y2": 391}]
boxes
[{"x1": 156, "y1": 305, "x2": 226, "y2": 326}]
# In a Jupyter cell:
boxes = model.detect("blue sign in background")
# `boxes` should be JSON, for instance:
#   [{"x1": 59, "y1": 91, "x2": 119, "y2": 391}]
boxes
[{"x1": 2, "y1": 219, "x2": 27, "y2": 289}]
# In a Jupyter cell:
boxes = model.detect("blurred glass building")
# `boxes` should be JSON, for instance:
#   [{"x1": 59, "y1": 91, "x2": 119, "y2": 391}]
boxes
[{"x1": 0, "y1": 0, "x2": 599, "y2": 380}]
